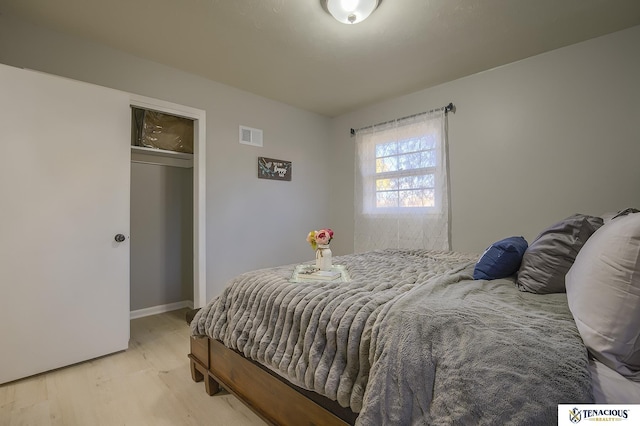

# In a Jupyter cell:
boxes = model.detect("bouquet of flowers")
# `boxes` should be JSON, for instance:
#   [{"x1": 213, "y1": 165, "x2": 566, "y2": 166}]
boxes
[{"x1": 306, "y1": 228, "x2": 334, "y2": 251}]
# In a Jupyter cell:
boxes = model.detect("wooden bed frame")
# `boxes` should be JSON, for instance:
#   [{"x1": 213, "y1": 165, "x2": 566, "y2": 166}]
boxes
[{"x1": 189, "y1": 336, "x2": 357, "y2": 426}]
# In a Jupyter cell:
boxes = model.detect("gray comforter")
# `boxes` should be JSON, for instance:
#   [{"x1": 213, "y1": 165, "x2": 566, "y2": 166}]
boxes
[{"x1": 191, "y1": 249, "x2": 593, "y2": 425}]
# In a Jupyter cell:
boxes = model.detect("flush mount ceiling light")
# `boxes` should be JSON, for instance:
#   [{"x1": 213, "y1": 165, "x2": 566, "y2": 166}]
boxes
[{"x1": 321, "y1": 0, "x2": 381, "y2": 24}]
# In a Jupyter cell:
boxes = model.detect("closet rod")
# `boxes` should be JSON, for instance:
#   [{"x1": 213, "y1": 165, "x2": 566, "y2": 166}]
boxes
[{"x1": 350, "y1": 102, "x2": 454, "y2": 136}]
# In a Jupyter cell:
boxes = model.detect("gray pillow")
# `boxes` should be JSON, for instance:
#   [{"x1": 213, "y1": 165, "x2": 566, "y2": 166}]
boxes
[
  {"x1": 516, "y1": 213, "x2": 603, "y2": 294},
  {"x1": 566, "y1": 213, "x2": 640, "y2": 379}
]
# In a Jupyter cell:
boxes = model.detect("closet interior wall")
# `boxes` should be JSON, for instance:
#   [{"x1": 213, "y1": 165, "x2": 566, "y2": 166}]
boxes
[{"x1": 130, "y1": 110, "x2": 194, "y2": 313}]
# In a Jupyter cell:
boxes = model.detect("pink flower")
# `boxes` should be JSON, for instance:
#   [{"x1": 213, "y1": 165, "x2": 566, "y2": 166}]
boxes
[
  {"x1": 315, "y1": 229, "x2": 332, "y2": 245},
  {"x1": 307, "y1": 228, "x2": 334, "y2": 250}
]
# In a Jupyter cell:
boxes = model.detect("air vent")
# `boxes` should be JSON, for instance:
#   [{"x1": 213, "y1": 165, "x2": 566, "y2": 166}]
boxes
[{"x1": 239, "y1": 125, "x2": 263, "y2": 147}]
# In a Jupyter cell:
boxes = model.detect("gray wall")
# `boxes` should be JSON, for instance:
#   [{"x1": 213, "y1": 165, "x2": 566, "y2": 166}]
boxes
[
  {"x1": 329, "y1": 25, "x2": 640, "y2": 255},
  {"x1": 130, "y1": 162, "x2": 193, "y2": 311},
  {"x1": 0, "y1": 13, "x2": 331, "y2": 301},
  {"x1": 3, "y1": 12, "x2": 639, "y2": 296}
]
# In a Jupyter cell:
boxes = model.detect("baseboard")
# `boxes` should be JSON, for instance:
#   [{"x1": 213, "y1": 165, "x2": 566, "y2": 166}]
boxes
[{"x1": 130, "y1": 300, "x2": 195, "y2": 320}]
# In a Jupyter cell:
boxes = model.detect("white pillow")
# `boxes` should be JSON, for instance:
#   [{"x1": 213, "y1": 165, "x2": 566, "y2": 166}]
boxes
[{"x1": 566, "y1": 213, "x2": 640, "y2": 380}]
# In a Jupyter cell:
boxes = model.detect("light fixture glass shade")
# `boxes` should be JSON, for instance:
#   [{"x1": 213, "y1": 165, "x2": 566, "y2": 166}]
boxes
[{"x1": 323, "y1": 0, "x2": 379, "y2": 24}]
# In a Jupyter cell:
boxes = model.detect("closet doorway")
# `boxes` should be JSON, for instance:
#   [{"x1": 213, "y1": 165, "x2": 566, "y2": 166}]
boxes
[{"x1": 129, "y1": 95, "x2": 206, "y2": 317}]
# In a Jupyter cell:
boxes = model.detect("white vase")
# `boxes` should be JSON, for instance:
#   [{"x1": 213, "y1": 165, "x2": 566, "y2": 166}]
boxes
[{"x1": 315, "y1": 244, "x2": 332, "y2": 271}]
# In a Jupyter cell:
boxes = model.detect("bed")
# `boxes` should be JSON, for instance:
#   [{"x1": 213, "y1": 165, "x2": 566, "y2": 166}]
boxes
[{"x1": 189, "y1": 212, "x2": 640, "y2": 425}]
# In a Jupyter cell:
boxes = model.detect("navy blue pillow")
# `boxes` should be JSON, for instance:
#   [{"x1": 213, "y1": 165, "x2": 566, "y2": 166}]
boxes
[{"x1": 473, "y1": 236, "x2": 528, "y2": 280}]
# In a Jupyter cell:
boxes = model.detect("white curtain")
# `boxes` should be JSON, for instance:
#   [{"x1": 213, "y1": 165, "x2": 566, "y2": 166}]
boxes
[{"x1": 354, "y1": 109, "x2": 450, "y2": 252}]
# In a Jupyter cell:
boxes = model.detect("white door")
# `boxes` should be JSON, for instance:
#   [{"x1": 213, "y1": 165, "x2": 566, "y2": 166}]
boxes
[{"x1": 0, "y1": 64, "x2": 130, "y2": 384}]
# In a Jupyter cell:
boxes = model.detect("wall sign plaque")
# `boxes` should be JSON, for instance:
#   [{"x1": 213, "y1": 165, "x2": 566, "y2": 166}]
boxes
[{"x1": 258, "y1": 157, "x2": 292, "y2": 181}]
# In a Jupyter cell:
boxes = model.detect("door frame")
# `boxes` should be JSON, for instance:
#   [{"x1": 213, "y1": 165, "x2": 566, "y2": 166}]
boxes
[{"x1": 129, "y1": 94, "x2": 207, "y2": 308}]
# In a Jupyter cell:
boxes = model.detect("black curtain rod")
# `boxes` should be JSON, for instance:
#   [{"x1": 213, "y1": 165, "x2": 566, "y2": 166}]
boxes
[{"x1": 350, "y1": 102, "x2": 454, "y2": 136}]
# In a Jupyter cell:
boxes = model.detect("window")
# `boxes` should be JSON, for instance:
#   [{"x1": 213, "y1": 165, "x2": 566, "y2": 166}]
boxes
[
  {"x1": 374, "y1": 134, "x2": 437, "y2": 209},
  {"x1": 354, "y1": 110, "x2": 450, "y2": 251}
]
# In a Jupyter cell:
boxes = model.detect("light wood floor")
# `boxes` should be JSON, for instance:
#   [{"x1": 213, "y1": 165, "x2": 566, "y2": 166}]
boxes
[{"x1": 0, "y1": 308, "x2": 267, "y2": 426}]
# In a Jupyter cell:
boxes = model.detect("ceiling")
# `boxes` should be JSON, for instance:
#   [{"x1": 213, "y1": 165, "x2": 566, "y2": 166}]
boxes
[{"x1": 2, "y1": 0, "x2": 640, "y2": 117}]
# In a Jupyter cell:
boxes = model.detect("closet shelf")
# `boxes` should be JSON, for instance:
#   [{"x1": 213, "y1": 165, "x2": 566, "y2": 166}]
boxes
[{"x1": 131, "y1": 146, "x2": 193, "y2": 168}]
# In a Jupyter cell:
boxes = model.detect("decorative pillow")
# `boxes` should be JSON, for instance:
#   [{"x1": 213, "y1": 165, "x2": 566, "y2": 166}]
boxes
[
  {"x1": 565, "y1": 213, "x2": 640, "y2": 380},
  {"x1": 473, "y1": 236, "x2": 528, "y2": 280},
  {"x1": 516, "y1": 213, "x2": 603, "y2": 294},
  {"x1": 601, "y1": 207, "x2": 640, "y2": 223}
]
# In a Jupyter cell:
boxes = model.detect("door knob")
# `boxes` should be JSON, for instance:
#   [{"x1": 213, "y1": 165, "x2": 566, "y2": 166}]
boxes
[{"x1": 114, "y1": 234, "x2": 126, "y2": 243}]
